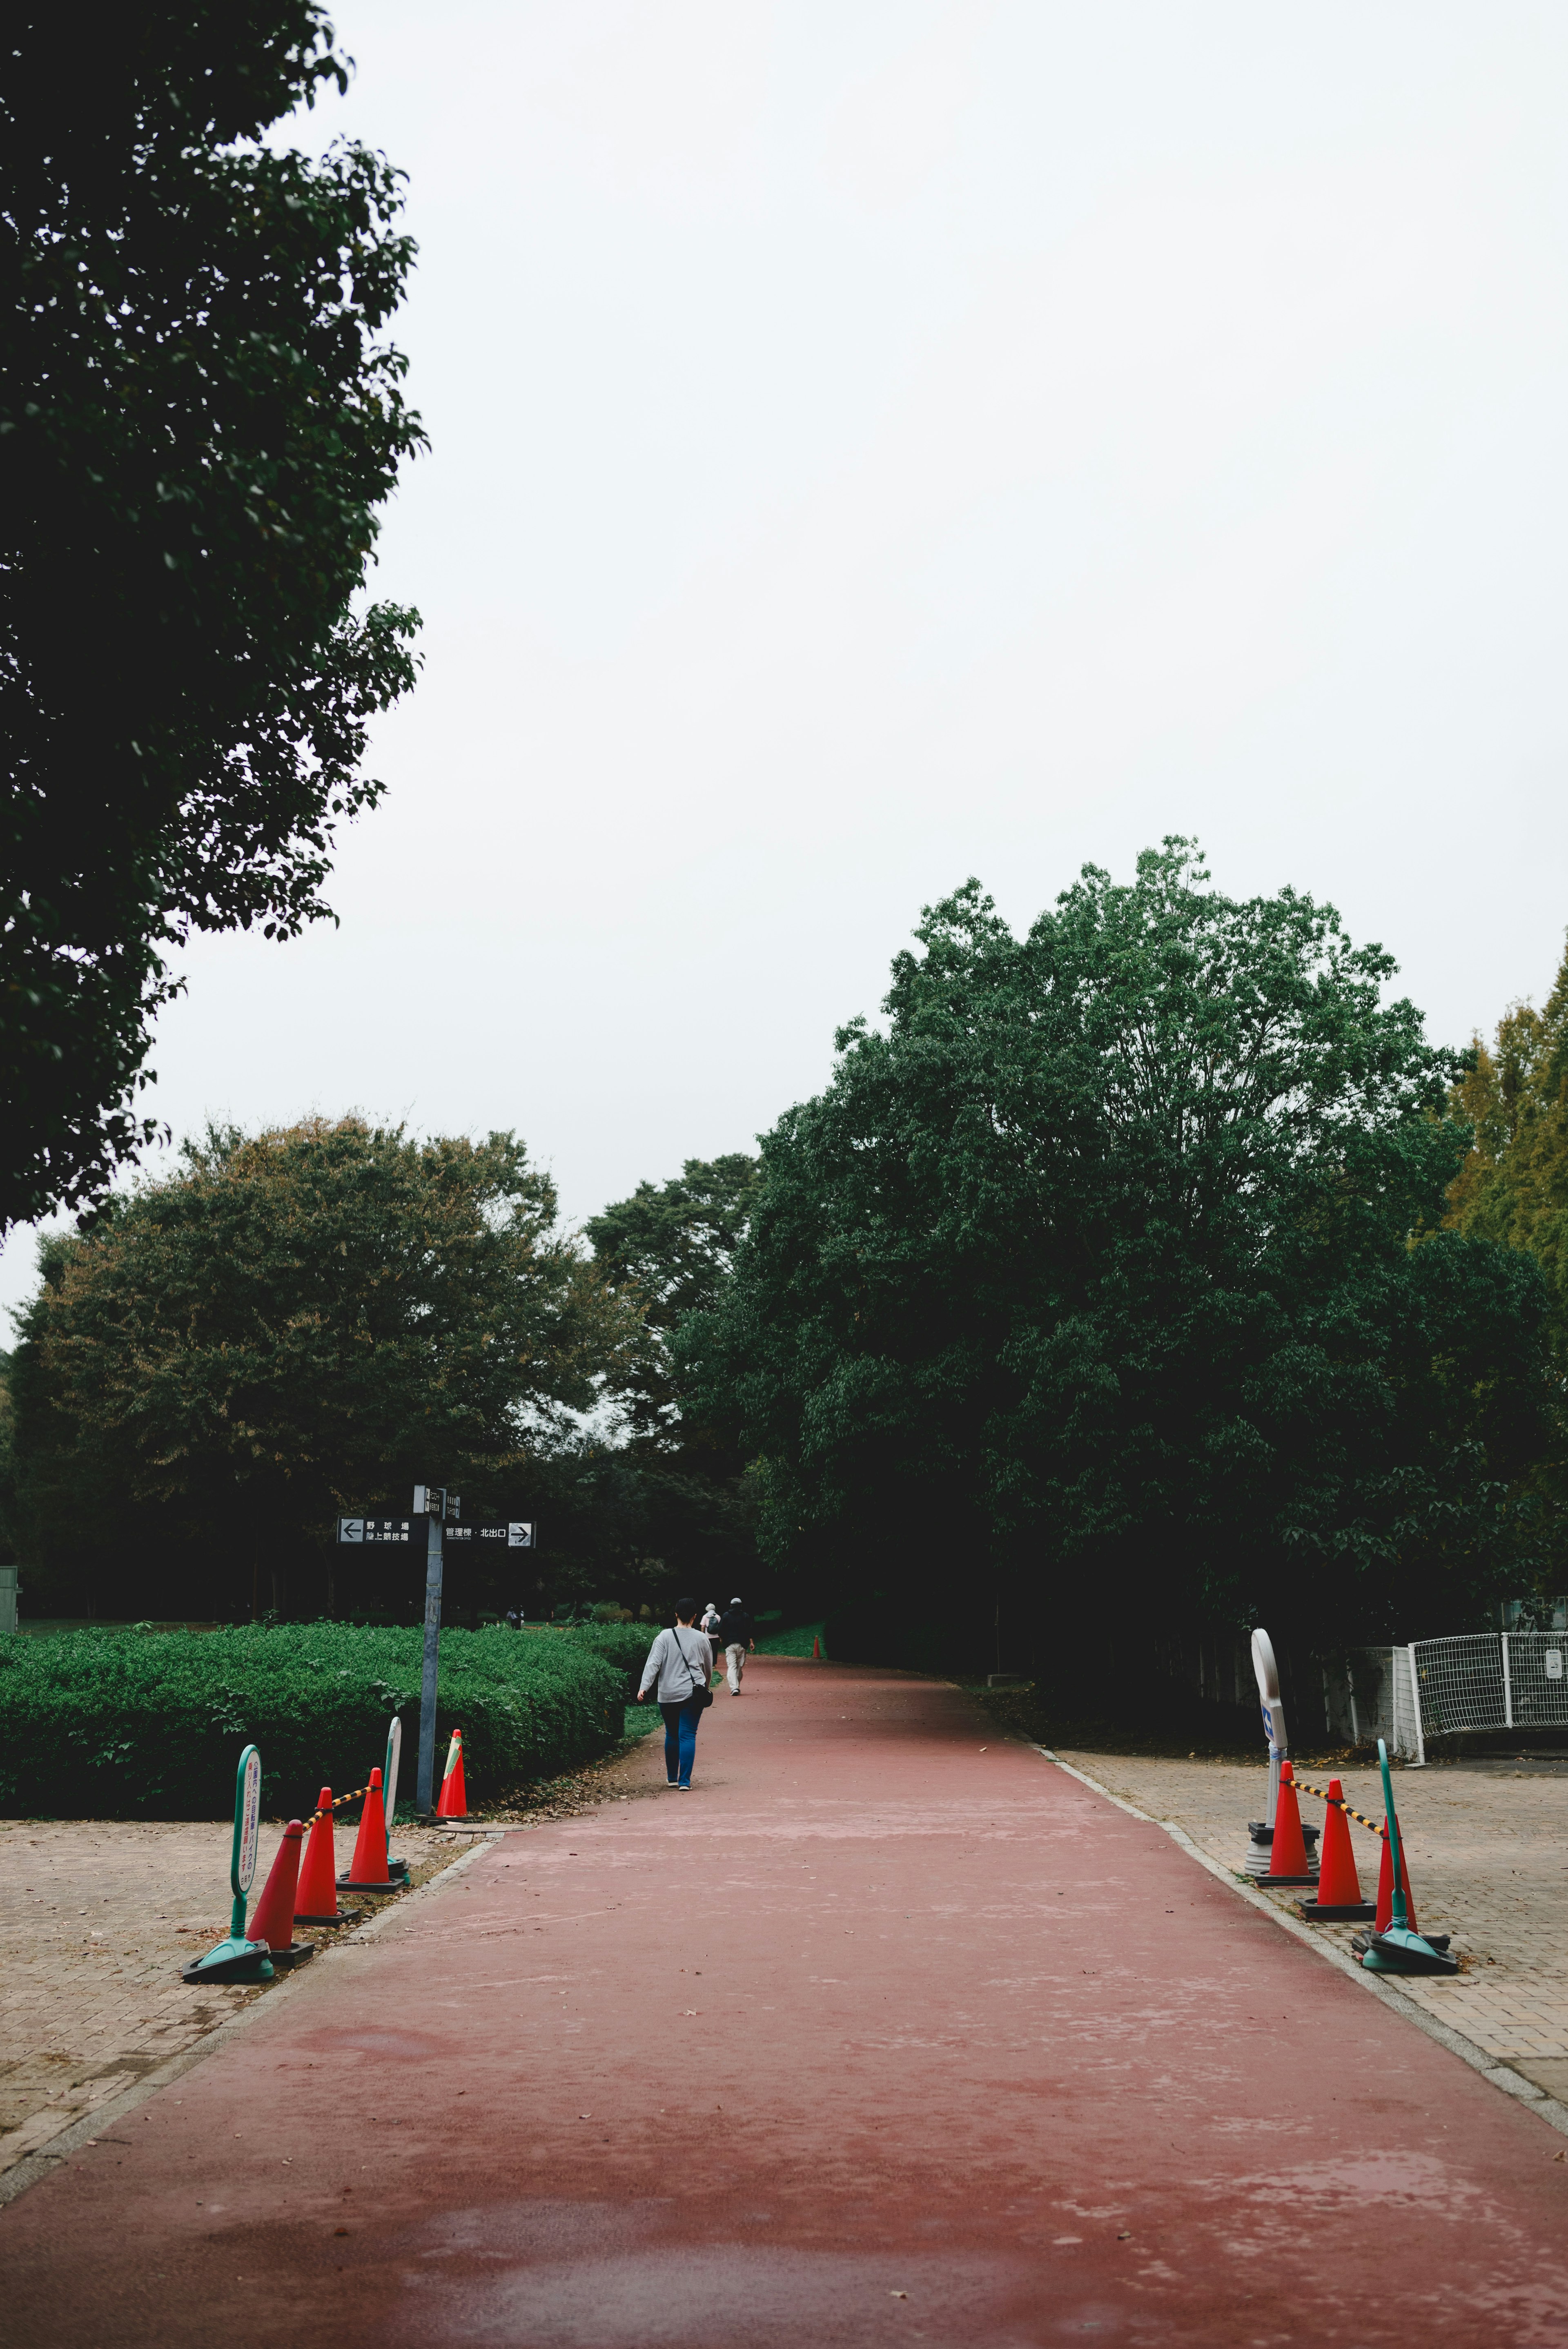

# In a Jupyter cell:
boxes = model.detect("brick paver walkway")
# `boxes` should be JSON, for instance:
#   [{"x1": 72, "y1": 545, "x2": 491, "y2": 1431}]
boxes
[
  {"x1": 0, "y1": 1818, "x2": 468, "y2": 2176},
  {"x1": 1058, "y1": 1749, "x2": 1568, "y2": 2098}
]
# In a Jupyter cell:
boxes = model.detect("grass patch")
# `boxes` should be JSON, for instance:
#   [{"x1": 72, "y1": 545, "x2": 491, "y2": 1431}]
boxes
[
  {"x1": 755, "y1": 1620, "x2": 824, "y2": 1657},
  {"x1": 969, "y1": 1678, "x2": 1270, "y2": 1761},
  {"x1": 969, "y1": 1678, "x2": 1376, "y2": 1769}
]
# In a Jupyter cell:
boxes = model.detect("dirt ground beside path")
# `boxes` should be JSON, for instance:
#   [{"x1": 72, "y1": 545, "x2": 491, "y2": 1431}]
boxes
[
  {"x1": 0, "y1": 1724, "x2": 672, "y2": 2182},
  {"x1": 5, "y1": 1656, "x2": 1568, "y2": 2348},
  {"x1": 1057, "y1": 1747, "x2": 1568, "y2": 2098},
  {"x1": 0, "y1": 1816, "x2": 488, "y2": 2178}
]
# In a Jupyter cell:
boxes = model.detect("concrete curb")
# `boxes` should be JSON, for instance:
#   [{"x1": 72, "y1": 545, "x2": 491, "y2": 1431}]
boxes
[
  {"x1": 1036, "y1": 1746, "x2": 1568, "y2": 2145},
  {"x1": 0, "y1": 1834, "x2": 502, "y2": 2213}
]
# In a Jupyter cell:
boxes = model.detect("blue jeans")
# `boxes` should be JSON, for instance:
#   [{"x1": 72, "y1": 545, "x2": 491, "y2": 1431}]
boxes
[{"x1": 660, "y1": 1696, "x2": 704, "y2": 1786}]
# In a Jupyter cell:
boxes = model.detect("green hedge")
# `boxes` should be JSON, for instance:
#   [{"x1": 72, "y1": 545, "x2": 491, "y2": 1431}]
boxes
[
  {"x1": 540, "y1": 1621, "x2": 655, "y2": 1678},
  {"x1": 0, "y1": 1622, "x2": 650, "y2": 1820}
]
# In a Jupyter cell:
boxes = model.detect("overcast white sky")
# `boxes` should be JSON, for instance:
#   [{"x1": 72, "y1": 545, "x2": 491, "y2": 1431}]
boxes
[{"x1": 7, "y1": 0, "x2": 1568, "y2": 1317}]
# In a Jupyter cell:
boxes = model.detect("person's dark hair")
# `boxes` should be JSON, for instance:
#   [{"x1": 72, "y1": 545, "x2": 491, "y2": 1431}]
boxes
[{"x1": 673, "y1": 1596, "x2": 699, "y2": 1623}]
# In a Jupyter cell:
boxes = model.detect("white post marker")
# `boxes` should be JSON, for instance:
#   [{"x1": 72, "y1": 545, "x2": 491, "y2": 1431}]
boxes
[
  {"x1": 234, "y1": 1742, "x2": 262, "y2": 1910},
  {"x1": 384, "y1": 1714, "x2": 402, "y2": 1832},
  {"x1": 1250, "y1": 1628, "x2": 1287, "y2": 1828},
  {"x1": 383, "y1": 1714, "x2": 406, "y2": 1876}
]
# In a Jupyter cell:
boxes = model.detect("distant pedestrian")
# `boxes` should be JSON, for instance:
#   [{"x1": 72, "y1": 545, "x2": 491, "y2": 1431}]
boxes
[
  {"x1": 636, "y1": 1597, "x2": 714, "y2": 1789},
  {"x1": 718, "y1": 1594, "x2": 755, "y2": 1694},
  {"x1": 700, "y1": 1599, "x2": 722, "y2": 1643}
]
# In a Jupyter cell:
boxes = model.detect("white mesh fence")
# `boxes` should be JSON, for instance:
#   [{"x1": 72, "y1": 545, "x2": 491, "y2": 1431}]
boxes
[{"x1": 1339, "y1": 1633, "x2": 1568, "y2": 1762}]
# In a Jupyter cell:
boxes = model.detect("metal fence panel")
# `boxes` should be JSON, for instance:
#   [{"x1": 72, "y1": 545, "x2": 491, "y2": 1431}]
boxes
[
  {"x1": 1409, "y1": 1635, "x2": 1506, "y2": 1738},
  {"x1": 1505, "y1": 1632, "x2": 1568, "y2": 1729},
  {"x1": 1392, "y1": 1644, "x2": 1423, "y2": 1761}
]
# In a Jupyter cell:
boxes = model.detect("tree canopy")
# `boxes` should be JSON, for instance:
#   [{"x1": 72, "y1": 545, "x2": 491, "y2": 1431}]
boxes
[
  {"x1": 683, "y1": 843, "x2": 1556, "y2": 1647},
  {"x1": 1446, "y1": 936, "x2": 1568, "y2": 1366},
  {"x1": 586, "y1": 1153, "x2": 760, "y2": 1447},
  {"x1": 0, "y1": 7, "x2": 423, "y2": 1228},
  {"x1": 9, "y1": 1120, "x2": 640, "y2": 1615}
]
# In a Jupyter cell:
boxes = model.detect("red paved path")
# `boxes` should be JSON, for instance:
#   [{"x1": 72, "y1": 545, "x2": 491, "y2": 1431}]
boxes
[{"x1": 7, "y1": 1659, "x2": 1568, "y2": 2345}]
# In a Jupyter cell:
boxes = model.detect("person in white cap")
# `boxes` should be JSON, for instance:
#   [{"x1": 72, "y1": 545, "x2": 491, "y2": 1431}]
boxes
[{"x1": 717, "y1": 1595, "x2": 754, "y2": 1694}]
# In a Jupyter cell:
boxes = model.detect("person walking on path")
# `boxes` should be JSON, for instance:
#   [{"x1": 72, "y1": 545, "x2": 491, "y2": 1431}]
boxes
[
  {"x1": 718, "y1": 1595, "x2": 755, "y2": 1694},
  {"x1": 637, "y1": 1598, "x2": 714, "y2": 1788}
]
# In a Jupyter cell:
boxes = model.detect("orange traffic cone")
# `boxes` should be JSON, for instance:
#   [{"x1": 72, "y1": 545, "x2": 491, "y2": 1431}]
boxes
[
  {"x1": 295, "y1": 1789, "x2": 354, "y2": 1925},
  {"x1": 811, "y1": 1635, "x2": 822, "y2": 1660},
  {"x1": 1299, "y1": 1780, "x2": 1375, "y2": 1921},
  {"x1": 1266, "y1": 1762, "x2": 1319, "y2": 1884},
  {"x1": 247, "y1": 1820, "x2": 314, "y2": 1967},
  {"x1": 340, "y1": 1767, "x2": 398, "y2": 1892},
  {"x1": 435, "y1": 1729, "x2": 469, "y2": 1821}
]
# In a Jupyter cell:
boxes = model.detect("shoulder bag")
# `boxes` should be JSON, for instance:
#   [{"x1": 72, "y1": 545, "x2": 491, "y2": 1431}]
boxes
[{"x1": 673, "y1": 1625, "x2": 714, "y2": 1709}]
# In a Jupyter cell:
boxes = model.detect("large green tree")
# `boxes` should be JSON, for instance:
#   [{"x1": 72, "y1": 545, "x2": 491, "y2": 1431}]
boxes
[
  {"x1": 582, "y1": 1154, "x2": 764, "y2": 1605},
  {"x1": 586, "y1": 1153, "x2": 760, "y2": 1445},
  {"x1": 9, "y1": 1121, "x2": 641, "y2": 1615},
  {"x1": 1443, "y1": 934, "x2": 1568, "y2": 1553},
  {"x1": 1, "y1": 7, "x2": 423, "y2": 1228},
  {"x1": 684, "y1": 844, "x2": 1556, "y2": 1654},
  {"x1": 1446, "y1": 936, "x2": 1568, "y2": 1364}
]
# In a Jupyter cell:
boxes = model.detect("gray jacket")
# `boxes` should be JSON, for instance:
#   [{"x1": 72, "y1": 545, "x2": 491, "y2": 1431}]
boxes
[{"x1": 639, "y1": 1624, "x2": 713, "y2": 1705}]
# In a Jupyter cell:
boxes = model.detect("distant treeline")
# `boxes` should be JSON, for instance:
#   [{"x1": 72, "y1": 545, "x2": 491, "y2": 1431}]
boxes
[{"x1": 4, "y1": 846, "x2": 1566, "y2": 1660}]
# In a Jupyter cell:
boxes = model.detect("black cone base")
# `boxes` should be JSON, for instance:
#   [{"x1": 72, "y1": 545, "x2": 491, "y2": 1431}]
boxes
[
  {"x1": 1297, "y1": 1899, "x2": 1377, "y2": 1921},
  {"x1": 1351, "y1": 1929, "x2": 1450, "y2": 1955}
]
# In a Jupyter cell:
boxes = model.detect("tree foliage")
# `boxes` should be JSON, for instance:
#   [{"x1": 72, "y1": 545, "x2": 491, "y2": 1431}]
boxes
[
  {"x1": 1443, "y1": 935, "x2": 1568, "y2": 1549},
  {"x1": 1, "y1": 7, "x2": 424, "y2": 1227},
  {"x1": 1446, "y1": 937, "x2": 1568, "y2": 1366},
  {"x1": 586, "y1": 1153, "x2": 760, "y2": 1446},
  {"x1": 684, "y1": 844, "x2": 1556, "y2": 1645},
  {"x1": 9, "y1": 1120, "x2": 641, "y2": 1610}
]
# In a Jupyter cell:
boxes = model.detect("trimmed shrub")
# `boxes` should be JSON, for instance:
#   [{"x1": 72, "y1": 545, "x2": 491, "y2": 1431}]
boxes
[
  {"x1": 0, "y1": 1622, "x2": 644, "y2": 1820},
  {"x1": 555, "y1": 1621, "x2": 657, "y2": 1678}
]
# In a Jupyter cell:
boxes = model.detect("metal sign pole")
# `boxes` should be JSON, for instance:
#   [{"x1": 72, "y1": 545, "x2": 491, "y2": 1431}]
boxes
[{"x1": 416, "y1": 1504, "x2": 445, "y2": 1815}]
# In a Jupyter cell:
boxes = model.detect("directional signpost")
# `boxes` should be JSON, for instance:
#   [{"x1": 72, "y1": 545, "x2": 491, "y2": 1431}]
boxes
[{"x1": 336, "y1": 1491, "x2": 535, "y2": 1816}]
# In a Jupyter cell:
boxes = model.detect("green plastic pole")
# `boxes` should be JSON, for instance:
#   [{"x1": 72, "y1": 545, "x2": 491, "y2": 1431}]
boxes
[
  {"x1": 181, "y1": 1742, "x2": 271, "y2": 1985},
  {"x1": 1376, "y1": 1738, "x2": 1409, "y2": 1930}
]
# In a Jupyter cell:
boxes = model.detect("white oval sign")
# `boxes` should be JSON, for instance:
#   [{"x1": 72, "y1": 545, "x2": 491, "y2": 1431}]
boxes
[
  {"x1": 235, "y1": 1746, "x2": 263, "y2": 1894},
  {"x1": 383, "y1": 1715, "x2": 402, "y2": 1827}
]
